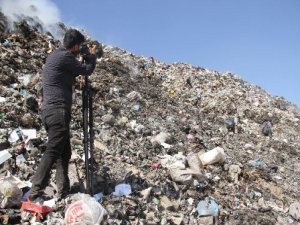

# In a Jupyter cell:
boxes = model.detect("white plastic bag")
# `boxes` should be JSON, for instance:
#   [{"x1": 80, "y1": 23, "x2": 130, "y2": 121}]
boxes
[
  {"x1": 199, "y1": 147, "x2": 225, "y2": 165},
  {"x1": 0, "y1": 178, "x2": 23, "y2": 208},
  {"x1": 0, "y1": 150, "x2": 12, "y2": 165},
  {"x1": 65, "y1": 197, "x2": 107, "y2": 225},
  {"x1": 169, "y1": 168, "x2": 193, "y2": 184}
]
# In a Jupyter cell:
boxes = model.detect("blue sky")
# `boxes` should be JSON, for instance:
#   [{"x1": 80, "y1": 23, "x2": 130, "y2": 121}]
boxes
[{"x1": 51, "y1": 0, "x2": 300, "y2": 106}]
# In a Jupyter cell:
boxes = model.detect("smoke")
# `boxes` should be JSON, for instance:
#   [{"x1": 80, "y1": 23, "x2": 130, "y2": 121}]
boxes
[{"x1": 0, "y1": 0, "x2": 63, "y2": 39}]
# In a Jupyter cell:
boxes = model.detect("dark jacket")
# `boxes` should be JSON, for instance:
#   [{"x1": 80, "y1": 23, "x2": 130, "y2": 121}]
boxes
[{"x1": 41, "y1": 47, "x2": 96, "y2": 112}]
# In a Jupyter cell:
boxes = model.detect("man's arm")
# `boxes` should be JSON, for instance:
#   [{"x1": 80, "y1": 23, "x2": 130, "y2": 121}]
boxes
[{"x1": 64, "y1": 52, "x2": 97, "y2": 76}]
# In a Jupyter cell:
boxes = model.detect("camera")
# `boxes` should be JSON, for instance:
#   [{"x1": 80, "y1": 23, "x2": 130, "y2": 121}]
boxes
[
  {"x1": 79, "y1": 44, "x2": 90, "y2": 56},
  {"x1": 80, "y1": 41, "x2": 103, "y2": 59}
]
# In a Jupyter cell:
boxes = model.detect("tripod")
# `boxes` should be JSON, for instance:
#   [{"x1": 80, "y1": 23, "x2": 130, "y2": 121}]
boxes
[{"x1": 82, "y1": 74, "x2": 95, "y2": 195}]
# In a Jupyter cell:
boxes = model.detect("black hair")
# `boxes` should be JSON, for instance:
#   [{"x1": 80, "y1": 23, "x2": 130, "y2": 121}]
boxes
[{"x1": 63, "y1": 29, "x2": 85, "y2": 49}]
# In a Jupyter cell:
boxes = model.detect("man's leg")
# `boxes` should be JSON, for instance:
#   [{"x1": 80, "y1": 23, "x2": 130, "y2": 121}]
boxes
[
  {"x1": 30, "y1": 108, "x2": 69, "y2": 199},
  {"x1": 55, "y1": 133, "x2": 72, "y2": 198}
]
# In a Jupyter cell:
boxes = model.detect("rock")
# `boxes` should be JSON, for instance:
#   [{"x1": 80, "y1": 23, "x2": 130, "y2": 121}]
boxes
[
  {"x1": 169, "y1": 168, "x2": 193, "y2": 184},
  {"x1": 154, "y1": 132, "x2": 171, "y2": 144},
  {"x1": 0, "y1": 130, "x2": 9, "y2": 151},
  {"x1": 145, "y1": 211, "x2": 157, "y2": 223},
  {"x1": 228, "y1": 165, "x2": 241, "y2": 184},
  {"x1": 20, "y1": 113, "x2": 35, "y2": 127},
  {"x1": 25, "y1": 95, "x2": 38, "y2": 112},
  {"x1": 118, "y1": 117, "x2": 128, "y2": 126},
  {"x1": 170, "y1": 215, "x2": 184, "y2": 225},
  {"x1": 101, "y1": 114, "x2": 115, "y2": 125},
  {"x1": 289, "y1": 202, "x2": 300, "y2": 221},
  {"x1": 197, "y1": 216, "x2": 214, "y2": 225},
  {"x1": 262, "y1": 121, "x2": 272, "y2": 136},
  {"x1": 160, "y1": 196, "x2": 175, "y2": 211},
  {"x1": 225, "y1": 117, "x2": 236, "y2": 132},
  {"x1": 94, "y1": 140, "x2": 109, "y2": 152},
  {"x1": 187, "y1": 152, "x2": 203, "y2": 174},
  {"x1": 126, "y1": 91, "x2": 142, "y2": 101},
  {"x1": 276, "y1": 216, "x2": 295, "y2": 225},
  {"x1": 140, "y1": 187, "x2": 152, "y2": 201}
]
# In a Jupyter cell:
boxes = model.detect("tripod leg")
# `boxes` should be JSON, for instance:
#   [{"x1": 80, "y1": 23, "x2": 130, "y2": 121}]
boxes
[
  {"x1": 83, "y1": 77, "x2": 91, "y2": 195},
  {"x1": 88, "y1": 84, "x2": 94, "y2": 195}
]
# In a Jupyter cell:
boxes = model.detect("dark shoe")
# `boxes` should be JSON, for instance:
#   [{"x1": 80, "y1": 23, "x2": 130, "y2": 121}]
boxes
[
  {"x1": 28, "y1": 195, "x2": 45, "y2": 204},
  {"x1": 28, "y1": 193, "x2": 51, "y2": 204},
  {"x1": 56, "y1": 192, "x2": 69, "y2": 201}
]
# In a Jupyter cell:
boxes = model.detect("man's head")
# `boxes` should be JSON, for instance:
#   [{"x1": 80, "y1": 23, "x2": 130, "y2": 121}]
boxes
[{"x1": 63, "y1": 29, "x2": 85, "y2": 52}]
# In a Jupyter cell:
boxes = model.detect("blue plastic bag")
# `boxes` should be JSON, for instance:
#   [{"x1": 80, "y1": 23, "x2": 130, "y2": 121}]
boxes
[{"x1": 196, "y1": 197, "x2": 219, "y2": 217}]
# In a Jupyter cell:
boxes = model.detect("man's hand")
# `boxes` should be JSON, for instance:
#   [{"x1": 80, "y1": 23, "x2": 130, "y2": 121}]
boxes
[
  {"x1": 88, "y1": 41, "x2": 103, "y2": 58},
  {"x1": 89, "y1": 44, "x2": 98, "y2": 55}
]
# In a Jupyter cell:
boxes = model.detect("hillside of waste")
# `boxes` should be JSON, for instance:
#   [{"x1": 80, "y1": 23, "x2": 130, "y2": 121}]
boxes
[{"x1": 0, "y1": 19, "x2": 300, "y2": 225}]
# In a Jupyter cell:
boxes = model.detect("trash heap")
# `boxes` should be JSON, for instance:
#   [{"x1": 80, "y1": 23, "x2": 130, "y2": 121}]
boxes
[{"x1": 1, "y1": 18, "x2": 300, "y2": 225}]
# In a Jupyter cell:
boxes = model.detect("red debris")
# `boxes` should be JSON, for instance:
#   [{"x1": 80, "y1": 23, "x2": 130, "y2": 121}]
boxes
[
  {"x1": 149, "y1": 162, "x2": 161, "y2": 170},
  {"x1": 21, "y1": 201, "x2": 53, "y2": 220}
]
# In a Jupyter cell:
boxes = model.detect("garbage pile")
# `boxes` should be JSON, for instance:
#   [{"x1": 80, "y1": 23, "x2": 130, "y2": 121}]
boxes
[{"x1": 1, "y1": 18, "x2": 300, "y2": 225}]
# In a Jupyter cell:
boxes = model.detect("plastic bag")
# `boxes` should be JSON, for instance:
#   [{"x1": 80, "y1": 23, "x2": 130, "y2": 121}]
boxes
[
  {"x1": 0, "y1": 150, "x2": 12, "y2": 165},
  {"x1": 169, "y1": 168, "x2": 193, "y2": 184},
  {"x1": 65, "y1": 197, "x2": 107, "y2": 225},
  {"x1": 112, "y1": 183, "x2": 132, "y2": 196},
  {"x1": 187, "y1": 152, "x2": 203, "y2": 174},
  {"x1": 0, "y1": 178, "x2": 23, "y2": 208},
  {"x1": 199, "y1": 147, "x2": 225, "y2": 165},
  {"x1": 197, "y1": 197, "x2": 219, "y2": 217}
]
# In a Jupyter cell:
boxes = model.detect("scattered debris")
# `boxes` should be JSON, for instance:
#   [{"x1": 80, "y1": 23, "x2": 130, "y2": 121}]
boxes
[{"x1": 0, "y1": 10, "x2": 299, "y2": 225}]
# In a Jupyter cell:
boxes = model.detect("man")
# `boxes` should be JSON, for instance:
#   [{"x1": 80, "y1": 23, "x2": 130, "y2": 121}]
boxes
[{"x1": 29, "y1": 29, "x2": 97, "y2": 201}]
